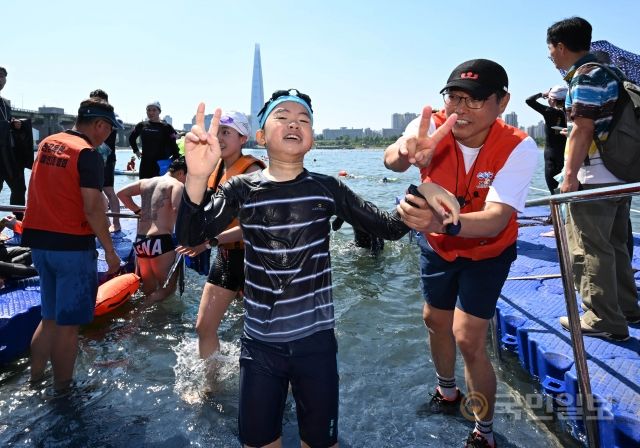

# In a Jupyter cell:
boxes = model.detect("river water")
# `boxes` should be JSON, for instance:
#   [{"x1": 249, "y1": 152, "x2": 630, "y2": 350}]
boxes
[{"x1": 3, "y1": 147, "x2": 635, "y2": 447}]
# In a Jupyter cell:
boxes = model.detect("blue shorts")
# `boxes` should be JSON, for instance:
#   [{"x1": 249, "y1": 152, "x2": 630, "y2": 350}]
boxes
[
  {"x1": 32, "y1": 249, "x2": 98, "y2": 325},
  {"x1": 238, "y1": 330, "x2": 339, "y2": 447},
  {"x1": 417, "y1": 235, "x2": 516, "y2": 319}
]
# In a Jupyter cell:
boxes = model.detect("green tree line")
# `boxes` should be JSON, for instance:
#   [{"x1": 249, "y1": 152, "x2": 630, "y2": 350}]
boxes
[{"x1": 314, "y1": 134, "x2": 402, "y2": 149}]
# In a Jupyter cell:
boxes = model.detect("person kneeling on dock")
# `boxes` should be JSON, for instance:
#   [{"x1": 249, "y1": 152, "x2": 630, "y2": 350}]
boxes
[{"x1": 117, "y1": 157, "x2": 187, "y2": 302}]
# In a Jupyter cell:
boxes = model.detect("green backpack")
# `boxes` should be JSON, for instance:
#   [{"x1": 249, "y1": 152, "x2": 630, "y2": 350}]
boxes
[{"x1": 592, "y1": 63, "x2": 640, "y2": 182}]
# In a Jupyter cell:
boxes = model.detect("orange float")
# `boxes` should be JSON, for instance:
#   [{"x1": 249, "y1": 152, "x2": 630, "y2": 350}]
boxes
[
  {"x1": 338, "y1": 170, "x2": 348, "y2": 177},
  {"x1": 95, "y1": 273, "x2": 140, "y2": 316}
]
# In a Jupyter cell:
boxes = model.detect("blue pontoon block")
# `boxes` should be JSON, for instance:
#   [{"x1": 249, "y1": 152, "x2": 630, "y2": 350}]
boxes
[
  {"x1": 0, "y1": 277, "x2": 41, "y2": 364},
  {"x1": 563, "y1": 358, "x2": 640, "y2": 448}
]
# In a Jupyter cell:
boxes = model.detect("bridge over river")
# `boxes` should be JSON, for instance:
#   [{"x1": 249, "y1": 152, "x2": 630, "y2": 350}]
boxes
[{"x1": 11, "y1": 106, "x2": 135, "y2": 147}]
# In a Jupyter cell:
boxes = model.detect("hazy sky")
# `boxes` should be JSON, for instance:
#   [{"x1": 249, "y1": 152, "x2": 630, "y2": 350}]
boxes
[{"x1": 2, "y1": 0, "x2": 638, "y2": 132}]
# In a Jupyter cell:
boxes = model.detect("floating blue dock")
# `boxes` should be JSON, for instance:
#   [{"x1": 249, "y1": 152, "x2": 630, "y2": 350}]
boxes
[
  {"x1": 498, "y1": 205, "x2": 640, "y2": 447},
  {"x1": 0, "y1": 277, "x2": 41, "y2": 364},
  {"x1": 0, "y1": 225, "x2": 137, "y2": 364}
]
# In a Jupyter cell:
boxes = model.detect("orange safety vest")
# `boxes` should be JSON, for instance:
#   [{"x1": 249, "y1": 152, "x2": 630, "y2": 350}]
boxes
[
  {"x1": 22, "y1": 131, "x2": 95, "y2": 236},
  {"x1": 420, "y1": 111, "x2": 528, "y2": 261},
  {"x1": 207, "y1": 155, "x2": 265, "y2": 249}
]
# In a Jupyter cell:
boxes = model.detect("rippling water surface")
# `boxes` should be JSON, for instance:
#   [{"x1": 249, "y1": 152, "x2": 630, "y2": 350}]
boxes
[{"x1": 0, "y1": 148, "x2": 615, "y2": 447}]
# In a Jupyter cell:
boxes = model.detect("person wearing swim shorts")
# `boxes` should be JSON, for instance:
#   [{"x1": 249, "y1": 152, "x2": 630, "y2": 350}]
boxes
[
  {"x1": 176, "y1": 89, "x2": 459, "y2": 448},
  {"x1": 176, "y1": 111, "x2": 264, "y2": 360},
  {"x1": 117, "y1": 157, "x2": 187, "y2": 302},
  {"x1": 22, "y1": 97, "x2": 122, "y2": 392},
  {"x1": 385, "y1": 59, "x2": 538, "y2": 448}
]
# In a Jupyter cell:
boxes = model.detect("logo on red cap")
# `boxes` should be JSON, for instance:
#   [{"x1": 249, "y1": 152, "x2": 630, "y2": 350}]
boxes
[{"x1": 460, "y1": 72, "x2": 479, "y2": 80}]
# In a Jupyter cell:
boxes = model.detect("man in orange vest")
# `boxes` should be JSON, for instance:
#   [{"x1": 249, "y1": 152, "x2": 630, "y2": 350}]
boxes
[
  {"x1": 384, "y1": 59, "x2": 538, "y2": 448},
  {"x1": 22, "y1": 97, "x2": 122, "y2": 393}
]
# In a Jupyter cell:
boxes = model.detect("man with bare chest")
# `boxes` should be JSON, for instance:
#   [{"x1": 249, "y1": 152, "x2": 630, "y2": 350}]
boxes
[{"x1": 118, "y1": 158, "x2": 187, "y2": 302}]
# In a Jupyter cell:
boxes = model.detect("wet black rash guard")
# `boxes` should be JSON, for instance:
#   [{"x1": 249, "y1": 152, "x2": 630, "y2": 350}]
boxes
[{"x1": 177, "y1": 169, "x2": 409, "y2": 343}]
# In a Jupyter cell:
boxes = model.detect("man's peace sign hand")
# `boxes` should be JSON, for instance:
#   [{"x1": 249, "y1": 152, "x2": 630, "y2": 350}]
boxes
[{"x1": 399, "y1": 106, "x2": 458, "y2": 168}]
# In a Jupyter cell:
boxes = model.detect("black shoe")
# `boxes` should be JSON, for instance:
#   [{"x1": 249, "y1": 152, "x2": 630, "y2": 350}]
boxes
[
  {"x1": 421, "y1": 387, "x2": 463, "y2": 415},
  {"x1": 464, "y1": 431, "x2": 496, "y2": 448}
]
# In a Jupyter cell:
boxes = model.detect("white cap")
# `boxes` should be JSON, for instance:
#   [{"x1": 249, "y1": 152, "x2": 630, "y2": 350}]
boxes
[
  {"x1": 548, "y1": 85, "x2": 568, "y2": 100},
  {"x1": 219, "y1": 110, "x2": 250, "y2": 136},
  {"x1": 146, "y1": 101, "x2": 161, "y2": 111}
]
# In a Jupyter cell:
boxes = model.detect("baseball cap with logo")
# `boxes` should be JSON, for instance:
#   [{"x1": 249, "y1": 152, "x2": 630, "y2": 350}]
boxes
[
  {"x1": 219, "y1": 111, "x2": 250, "y2": 136},
  {"x1": 78, "y1": 103, "x2": 124, "y2": 129},
  {"x1": 440, "y1": 59, "x2": 509, "y2": 100}
]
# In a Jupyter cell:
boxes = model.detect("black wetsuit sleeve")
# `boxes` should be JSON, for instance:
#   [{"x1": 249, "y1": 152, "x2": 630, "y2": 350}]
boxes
[
  {"x1": 166, "y1": 124, "x2": 180, "y2": 159},
  {"x1": 330, "y1": 179, "x2": 409, "y2": 240},
  {"x1": 176, "y1": 181, "x2": 240, "y2": 246},
  {"x1": 77, "y1": 148, "x2": 104, "y2": 190},
  {"x1": 525, "y1": 93, "x2": 549, "y2": 115},
  {"x1": 129, "y1": 123, "x2": 142, "y2": 153}
]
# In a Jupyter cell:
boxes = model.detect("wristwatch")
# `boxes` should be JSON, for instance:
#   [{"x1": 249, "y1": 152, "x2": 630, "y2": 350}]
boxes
[
  {"x1": 445, "y1": 221, "x2": 462, "y2": 236},
  {"x1": 205, "y1": 237, "x2": 219, "y2": 249}
]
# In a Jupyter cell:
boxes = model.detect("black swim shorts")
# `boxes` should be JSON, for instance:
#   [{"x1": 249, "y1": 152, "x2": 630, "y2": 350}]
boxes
[
  {"x1": 238, "y1": 330, "x2": 339, "y2": 447},
  {"x1": 206, "y1": 247, "x2": 245, "y2": 291}
]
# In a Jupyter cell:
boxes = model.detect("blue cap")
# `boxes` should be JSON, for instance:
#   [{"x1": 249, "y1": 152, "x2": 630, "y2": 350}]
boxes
[
  {"x1": 78, "y1": 105, "x2": 124, "y2": 129},
  {"x1": 258, "y1": 95, "x2": 313, "y2": 129}
]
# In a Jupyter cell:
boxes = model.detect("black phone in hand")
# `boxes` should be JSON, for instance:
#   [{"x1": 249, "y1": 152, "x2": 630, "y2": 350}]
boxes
[{"x1": 406, "y1": 184, "x2": 425, "y2": 207}]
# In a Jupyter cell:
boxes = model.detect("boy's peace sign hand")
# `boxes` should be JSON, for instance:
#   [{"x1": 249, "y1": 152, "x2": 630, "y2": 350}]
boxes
[
  {"x1": 184, "y1": 103, "x2": 222, "y2": 180},
  {"x1": 399, "y1": 106, "x2": 458, "y2": 168}
]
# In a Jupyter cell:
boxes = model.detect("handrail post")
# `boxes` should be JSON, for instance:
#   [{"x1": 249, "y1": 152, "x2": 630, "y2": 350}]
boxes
[{"x1": 551, "y1": 201, "x2": 600, "y2": 448}]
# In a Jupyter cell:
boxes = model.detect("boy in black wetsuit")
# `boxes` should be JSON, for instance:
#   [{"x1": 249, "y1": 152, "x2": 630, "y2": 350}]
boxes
[{"x1": 177, "y1": 89, "x2": 459, "y2": 448}]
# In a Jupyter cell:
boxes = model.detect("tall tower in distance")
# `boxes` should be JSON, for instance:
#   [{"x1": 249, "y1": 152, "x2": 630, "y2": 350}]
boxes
[{"x1": 250, "y1": 44, "x2": 265, "y2": 140}]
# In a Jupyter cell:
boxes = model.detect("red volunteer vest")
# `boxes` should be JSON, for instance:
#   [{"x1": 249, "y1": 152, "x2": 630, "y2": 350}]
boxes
[
  {"x1": 22, "y1": 132, "x2": 94, "y2": 236},
  {"x1": 421, "y1": 111, "x2": 528, "y2": 261},
  {"x1": 207, "y1": 155, "x2": 265, "y2": 249}
]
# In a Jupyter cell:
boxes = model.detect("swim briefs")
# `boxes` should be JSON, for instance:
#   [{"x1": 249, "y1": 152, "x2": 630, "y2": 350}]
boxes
[{"x1": 133, "y1": 234, "x2": 175, "y2": 259}]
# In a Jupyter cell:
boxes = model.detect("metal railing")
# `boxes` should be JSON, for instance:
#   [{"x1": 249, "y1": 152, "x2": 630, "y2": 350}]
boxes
[
  {"x1": 524, "y1": 181, "x2": 640, "y2": 448},
  {"x1": 0, "y1": 204, "x2": 139, "y2": 219}
]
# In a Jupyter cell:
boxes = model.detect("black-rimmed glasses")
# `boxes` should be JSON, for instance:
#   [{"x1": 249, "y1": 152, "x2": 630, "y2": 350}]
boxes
[{"x1": 442, "y1": 93, "x2": 488, "y2": 110}]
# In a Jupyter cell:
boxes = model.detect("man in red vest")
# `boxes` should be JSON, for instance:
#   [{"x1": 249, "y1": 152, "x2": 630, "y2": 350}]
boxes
[
  {"x1": 22, "y1": 97, "x2": 122, "y2": 394},
  {"x1": 384, "y1": 59, "x2": 538, "y2": 448}
]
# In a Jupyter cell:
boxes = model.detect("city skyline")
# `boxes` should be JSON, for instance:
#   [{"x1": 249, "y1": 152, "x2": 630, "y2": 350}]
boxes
[{"x1": 1, "y1": 1, "x2": 637, "y2": 134}]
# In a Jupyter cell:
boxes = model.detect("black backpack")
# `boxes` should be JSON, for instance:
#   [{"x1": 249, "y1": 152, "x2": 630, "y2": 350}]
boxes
[{"x1": 590, "y1": 63, "x2": 640, "y2": 182}]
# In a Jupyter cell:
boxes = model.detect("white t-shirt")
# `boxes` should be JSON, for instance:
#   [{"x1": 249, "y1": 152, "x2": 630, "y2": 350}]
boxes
[{"x1": 403, "y1": 116, "x2": 538, "y2": 212}]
